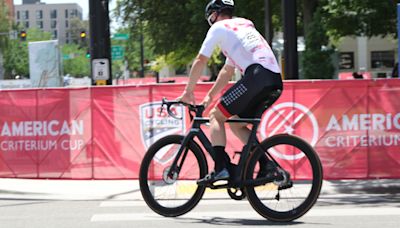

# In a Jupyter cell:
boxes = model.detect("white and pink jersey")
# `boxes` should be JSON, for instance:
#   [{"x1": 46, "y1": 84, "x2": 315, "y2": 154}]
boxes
[{"x1": 199, "y1": 17, "x2": 280, "y2": 74}]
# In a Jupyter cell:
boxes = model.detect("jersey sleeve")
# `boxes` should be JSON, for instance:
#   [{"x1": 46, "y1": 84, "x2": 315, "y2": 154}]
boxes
[
  {"x1": 225, "y1": 57, "x2": 235, "y2": 67},
  {"x1": 199, "y1": 25, "x2": 224, "y2": 58}
]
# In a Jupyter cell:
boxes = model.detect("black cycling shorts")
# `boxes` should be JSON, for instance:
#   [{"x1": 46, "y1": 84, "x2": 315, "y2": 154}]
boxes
[{"x1": 217, "y1": 64, "x2": 283, "y2": 118}]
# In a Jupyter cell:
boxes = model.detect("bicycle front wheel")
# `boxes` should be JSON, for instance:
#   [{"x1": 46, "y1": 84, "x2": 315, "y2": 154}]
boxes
[
  {"x1": 139, "y1": 135, "x2": 208, "y2": 217},
  {"x1": 244, "y1": 134, "x2": 323, "y2": 222}
]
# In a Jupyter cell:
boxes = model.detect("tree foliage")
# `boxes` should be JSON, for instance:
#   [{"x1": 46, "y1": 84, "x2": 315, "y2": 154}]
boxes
[
  {"x1": 324, "y1": 0, "x2": 399, "y2": 39},
  {"x1": 115, "y1": 0, "x2": 398, "y2": 79},
  {"x1": 3, "y1": 41, "x2": 29, "y2": 77},
  {"x1": 115, "y1": 0, "x2": 208, "y2": 68},
  {"x1": 301, "y1": 9, "x2": 335, "y2": 79},
  {"x1": 3, "y1": 28, "x2": 52, "y2": 78},
  {"x1": 61, "y1": 44, "x2": 90, "y2": 77},
  {"x1": 0, "y1": 0, "x2": 10, "y2": 48},
  {"x1": 1, "y1": 28, "x2": 93, "y2": 79},
  {"x1": 68, "y1": 18, "x2": 90, "y2": 45}
]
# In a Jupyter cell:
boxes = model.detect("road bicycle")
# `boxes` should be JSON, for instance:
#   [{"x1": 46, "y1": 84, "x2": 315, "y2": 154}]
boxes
[{"x1": 139, "y1": 91, "x2": 323, "y2": 222}]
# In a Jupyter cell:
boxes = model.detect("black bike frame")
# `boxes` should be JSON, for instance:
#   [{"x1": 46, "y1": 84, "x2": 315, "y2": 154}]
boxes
[{"x1": 168, "y1": 113, "x2": 264, "y2": 187}]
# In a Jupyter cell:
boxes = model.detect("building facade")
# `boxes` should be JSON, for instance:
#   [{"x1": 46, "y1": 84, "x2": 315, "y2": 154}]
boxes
[
  {"x1": 337, "y1": 36, "x2": 397, "y2": 78},
  {"x1": 5, "y1": 0, "x2": 14, "y2": 19},
  {"x1": 14, "y1": 1, "x2": 83, "y2": 44}
]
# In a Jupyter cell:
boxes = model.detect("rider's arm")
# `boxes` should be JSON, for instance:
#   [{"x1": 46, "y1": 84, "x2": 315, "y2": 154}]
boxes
[
  {"x1": 206, "y1": 63, "x2": 235, "y2": 100},
  {"x1": 184, "y1": 54, "x2": 209, "y2": 93},
  {"x1": 185, "y1": 24, "x2": 225, "y2": 94}
]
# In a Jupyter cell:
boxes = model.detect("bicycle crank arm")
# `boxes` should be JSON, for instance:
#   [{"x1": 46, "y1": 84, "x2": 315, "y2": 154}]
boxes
[{"x1": 241, "y1": 176, "x2": 278, "y2": 187}]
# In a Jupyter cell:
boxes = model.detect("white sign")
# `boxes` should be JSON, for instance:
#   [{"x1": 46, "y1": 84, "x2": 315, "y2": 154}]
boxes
[
  {"x1": 28, "y1": 40, "x2": 62, "y2": 87},
  {"x1": 92, "y1": 59, "x2": 110, "y2": 80}
]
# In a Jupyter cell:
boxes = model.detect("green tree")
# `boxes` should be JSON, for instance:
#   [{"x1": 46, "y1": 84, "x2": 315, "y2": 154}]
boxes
[
  {"x1": 0, "y1": 0, "x2": 11, "y2": 79},
  {"x1": 300, "y1": 0, "x2": 398, "y2": 79},
  {"x1": 112, "y1": 26, "x2": 156, "y2": 73},
  {"x1": 301, "y1": 9, "x2": 335, "y2": 79},
  {"x1": 0, "y1": 0, "x2": 10, "y2": 48},
  {"x1": 61, "y1": 44, "x2": 90, "y2": 77},
  {"x1": 3, "y1": 28, "x2": 52, "y2": 78},
  {"x1": 324, "y1": 0, "x2": 399, "y2": 39},
  {"x1": 3, "y1": 41, "x2": 29, "y2": 77},
  {"x1": 115, "y1": 0, "x2": 206, "y2": 71},
  {"x1": 115, "y1": 0, "x2": 399, "y2": 79},
  {"x1": 68, "y1": 18, "x2": 89, "y2": 45}
]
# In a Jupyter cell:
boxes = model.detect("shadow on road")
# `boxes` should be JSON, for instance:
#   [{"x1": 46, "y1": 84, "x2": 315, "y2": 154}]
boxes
[
  {"x1": 174, "y1": 216, "x2": 311, "y2": 226},
  {"x1": 318, "y1": 179, "x2": 400, "y2": 207}
]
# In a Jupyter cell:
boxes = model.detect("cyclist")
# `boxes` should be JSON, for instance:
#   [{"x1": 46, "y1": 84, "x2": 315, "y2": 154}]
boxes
[{"x1": 178, "y1": 0, "x2": 283, "y2": 184}]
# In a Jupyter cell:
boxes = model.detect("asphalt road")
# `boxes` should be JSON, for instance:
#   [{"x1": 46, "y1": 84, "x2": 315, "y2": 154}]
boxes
[{"x1": 0, "y1": 179, "x2": 399, "y2": 228}]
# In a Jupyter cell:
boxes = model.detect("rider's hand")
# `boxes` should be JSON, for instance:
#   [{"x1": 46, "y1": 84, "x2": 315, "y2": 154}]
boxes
[
  {"x1": 177, "y1": 90, "x2": 195, "y2": 105},
  {"x1": 201, "y1": 94, "x2": 213, "y2": 108}
]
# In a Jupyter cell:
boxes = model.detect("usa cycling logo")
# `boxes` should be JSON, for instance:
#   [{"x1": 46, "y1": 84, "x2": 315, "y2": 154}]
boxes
[
  {"x1": 140, "y1": 102, "x2": 186, "y2": 164},
  {"x1": 260, "y1": 102, "x2": 319, "y2": 160}
]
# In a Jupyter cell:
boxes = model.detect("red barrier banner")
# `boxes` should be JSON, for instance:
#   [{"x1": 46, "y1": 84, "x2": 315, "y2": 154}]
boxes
[{"x1": 0, "y1": 79, "x2": 399, "y2": 179}]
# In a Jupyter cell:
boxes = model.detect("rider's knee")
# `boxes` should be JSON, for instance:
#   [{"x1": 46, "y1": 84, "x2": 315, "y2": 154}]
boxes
[
  {"x1": 210, "y1": 107, "x2": 227, "y2": 123},
  {"x1": 229, "y1": 122, "x2": 248, "y2": 135}
]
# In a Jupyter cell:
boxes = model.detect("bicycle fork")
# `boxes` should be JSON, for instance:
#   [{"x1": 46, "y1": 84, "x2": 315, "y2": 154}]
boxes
[{"x1": 166, "y1": 127, "x2": 213, "y2": 180}]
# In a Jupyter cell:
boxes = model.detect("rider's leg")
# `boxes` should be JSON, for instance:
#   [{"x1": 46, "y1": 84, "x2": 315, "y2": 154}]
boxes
[
  {"x1": 229, "y1": 120, "x2": 250, "y2": 144},
  {"x1": 209, "y1": 107, "x2": 230, "y2": 177},
  {"x1": 229, "y1": 116, "x2": 275, "y2": 176}
]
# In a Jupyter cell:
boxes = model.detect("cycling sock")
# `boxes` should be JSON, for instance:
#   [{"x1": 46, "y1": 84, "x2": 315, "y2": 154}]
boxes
[
  {"x1": 213, "y1": 146, "x2": 230, "y2": 172},
  {"x1": 252, "y1": 145, "x2": 275, "y2": 171}
]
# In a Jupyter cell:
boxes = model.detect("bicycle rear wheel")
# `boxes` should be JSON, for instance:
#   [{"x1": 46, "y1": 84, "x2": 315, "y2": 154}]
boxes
[
  {"x1": 244, "y1": 134, "x2": 323, "y2": 222},
  {"x1": 139, "y1": 135, "x2": 208, "y2": 217}
]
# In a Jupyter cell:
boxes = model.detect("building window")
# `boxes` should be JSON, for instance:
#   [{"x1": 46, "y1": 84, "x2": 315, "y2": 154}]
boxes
[
  {"x1": 371, "y1": 51, "x2": 394, "y2": 68},
  {"x1": 17, "y1": 11, "x2": 20, "y2": 20},
  {"x1": 70, "y1": 9, "x2": 77, "y2": 18},
  {"x1": 65, "y1": 20, "x2": 69, "y2": 28},
  {"x1": 24, "y1": 21, "x2": 30, "y2": 29},
  {"x1": 22, "y1": 10, "x2": 29, "y2": 20},
  {"x1": 339, "y1": 52, "x2": 354, "y2": 70},
  {"x1": 36, "y1": 10, "x2": 43, "y2": 20},
  {"x1": 65, "y1": 9, "x2": 68, "y2": 18},
  {"x1": 52, "y1": 30, "x2": 58, "y2": 39},
  {"x1": 50, "y1": 9, "x2": 57, "y2": 19},
  {"x1": 36, "y1": 21, "x2": 43, "y2": 29},
  {"x1": 51, "y1": 20, "x2": 57, "y2": 29}
]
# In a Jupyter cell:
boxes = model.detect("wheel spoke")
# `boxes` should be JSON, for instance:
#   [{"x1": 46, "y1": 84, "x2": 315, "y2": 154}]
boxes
[
  {"x1": 139, "y1": 135, "x2": 207, "y2": 217},
  {"x1": 245, "y1": 134, "x2": 323, "y2": 222}
]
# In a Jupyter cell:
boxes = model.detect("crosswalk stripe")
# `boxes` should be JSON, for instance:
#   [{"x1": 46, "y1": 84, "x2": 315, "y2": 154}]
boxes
[
  {"x1": 91, "y1": 207, "x2": 400, "y2": 222},
  {"x1": 99, "y1": 200, "x2": 249, "y2": 207}
]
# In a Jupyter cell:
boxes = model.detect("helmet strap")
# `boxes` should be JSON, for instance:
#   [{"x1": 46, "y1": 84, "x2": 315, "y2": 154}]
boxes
[{"x1": 207, "y1": 11, "x2": 219, "y2": 26}]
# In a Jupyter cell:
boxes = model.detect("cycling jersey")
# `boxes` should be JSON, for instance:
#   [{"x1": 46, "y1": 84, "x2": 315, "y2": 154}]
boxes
[{"x1": 199, "y1": 17, "x2": 281, "y2": 74}]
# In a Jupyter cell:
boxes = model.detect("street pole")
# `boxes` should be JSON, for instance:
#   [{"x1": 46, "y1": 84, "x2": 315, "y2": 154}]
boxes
[
  {"x1": 140, "y1": 32, "x2": 145, "y2": 78},
  {"x1": 282, "y1": 0, "x2": 299, "y2": 80},
  {"x1": 139, "y1": 0, "x2": 145, "y2": 78},
  {"x1": 89, "y1": 0, "x2": 112, "y2": 85},
  {"x1": 397, "y1": 4, "x2": 400, "y2": 76},
  {"x1": 264, "y1": 0, "x2": 273, "y2": 46}
]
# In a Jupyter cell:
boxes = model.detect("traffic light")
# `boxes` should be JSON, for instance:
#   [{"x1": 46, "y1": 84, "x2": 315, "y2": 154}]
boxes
[
  {"x1": 80, "y1": 31, "x2": 87, "y2": 39},
  {"x1": 20, "y1": 31, "x2": 27, "y2": 41},
  {"x1": 86, "y1": 50, "x2": 91, "y2": 59}
]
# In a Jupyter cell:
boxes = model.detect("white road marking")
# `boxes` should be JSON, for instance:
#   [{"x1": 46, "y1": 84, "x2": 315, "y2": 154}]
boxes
[
  {"x1": 99, "y1": 200, "x2": 249, "y2": 207},
  {"x1": 91, "y1": 207, "x2": 400, "y2": 222}
]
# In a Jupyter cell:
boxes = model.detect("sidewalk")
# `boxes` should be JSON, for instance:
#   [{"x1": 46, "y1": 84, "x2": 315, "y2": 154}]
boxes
[{"x1": 0, "y1": 178, "x2": 399, "y2": 201}]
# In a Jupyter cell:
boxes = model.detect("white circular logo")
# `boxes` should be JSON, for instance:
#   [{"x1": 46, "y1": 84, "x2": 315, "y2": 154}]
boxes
[{"x1": 260, "y1": 102, "x2": 319, "y2": 160}]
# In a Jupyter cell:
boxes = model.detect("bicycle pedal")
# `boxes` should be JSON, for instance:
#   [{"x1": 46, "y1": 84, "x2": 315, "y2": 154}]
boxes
[
  {"x1": 278, "y1": 180, "x2": 293, "y2": 190},
  {"x1": 208, "y1": 181, "x2": 229, "y2": 189}
]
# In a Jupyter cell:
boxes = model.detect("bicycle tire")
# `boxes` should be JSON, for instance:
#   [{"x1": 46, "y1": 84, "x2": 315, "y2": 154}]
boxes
[
  {"x1": 139, "y1": 135, "x2": 208, "y2": 217},
  {"x1": 244, "y1": 134, "x2": 323, "y2": 222}
]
